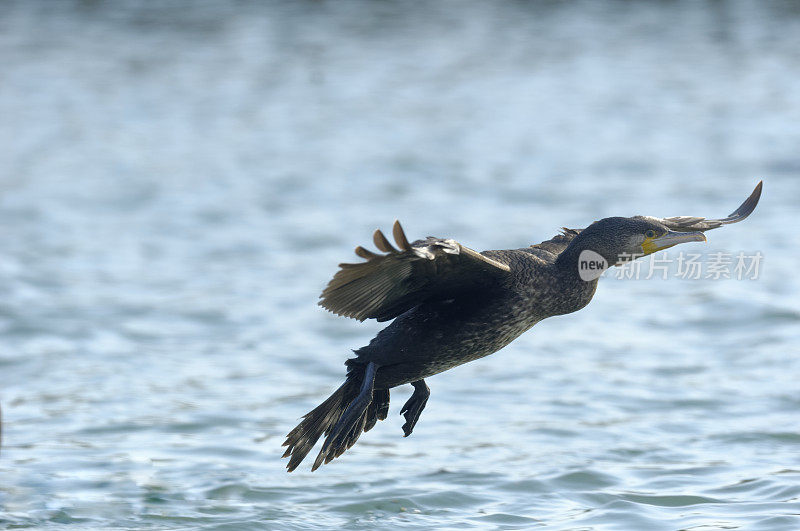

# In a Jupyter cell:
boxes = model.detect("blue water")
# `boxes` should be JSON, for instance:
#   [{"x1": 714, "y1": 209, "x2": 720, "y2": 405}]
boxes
[{"x1": 1, "y1": 1, "x2": 799, "y2": 529}]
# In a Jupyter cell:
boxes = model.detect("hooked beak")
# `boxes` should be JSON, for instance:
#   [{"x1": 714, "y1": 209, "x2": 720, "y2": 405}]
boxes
[{"x1": 642, "y1": 230, "x2": 706, "y2": 255}]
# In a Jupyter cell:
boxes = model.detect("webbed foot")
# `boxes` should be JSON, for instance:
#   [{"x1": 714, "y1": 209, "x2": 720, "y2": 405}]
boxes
[{"x1": 400, "y1": 380, "x2": 430, "y2": 437}]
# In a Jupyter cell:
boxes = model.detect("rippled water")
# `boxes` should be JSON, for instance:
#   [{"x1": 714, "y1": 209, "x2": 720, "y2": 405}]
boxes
[{"x1": 1, "y1": 1, "x2": 799, "y2": 529}]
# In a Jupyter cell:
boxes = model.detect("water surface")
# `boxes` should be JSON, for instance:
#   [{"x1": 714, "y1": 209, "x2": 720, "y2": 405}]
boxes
[{"x1": 1, "y1": 1, "x2": 799, "y2": 529}]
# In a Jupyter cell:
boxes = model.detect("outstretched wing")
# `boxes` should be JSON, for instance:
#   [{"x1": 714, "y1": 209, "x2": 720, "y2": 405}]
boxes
[
  {"x1": 657, "y1": 180, "x2": 763, "y2": 232},
  {"x1": 319, "y1": 221, "x2": 510, "y2": 322}
]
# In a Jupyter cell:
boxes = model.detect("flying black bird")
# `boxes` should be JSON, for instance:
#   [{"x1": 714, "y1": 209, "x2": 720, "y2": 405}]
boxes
[{"x1": 283, "y1": 181, "x2": 762, "y2": 472}]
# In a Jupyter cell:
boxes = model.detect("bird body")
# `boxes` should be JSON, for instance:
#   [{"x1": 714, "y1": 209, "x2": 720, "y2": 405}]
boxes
[
  {"x1": 353, "y1": 241, "x2": 597, "y2": 390},
  {"x1": 282, "y1": 182, "x2": 762, "y2": 472}
]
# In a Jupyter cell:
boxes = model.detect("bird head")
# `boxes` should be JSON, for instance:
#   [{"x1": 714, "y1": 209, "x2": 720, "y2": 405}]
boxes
[
  {"x1": 580, "y1": 216, "x2": 707, "y2": 267},
  {"x1": 565, "y1": 180, "x2": 762, "y2": 278}
]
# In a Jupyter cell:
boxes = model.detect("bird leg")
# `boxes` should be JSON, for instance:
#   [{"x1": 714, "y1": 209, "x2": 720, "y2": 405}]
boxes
[{"x1": 400, "y1": 380, "x2": 430, "y2": 437}]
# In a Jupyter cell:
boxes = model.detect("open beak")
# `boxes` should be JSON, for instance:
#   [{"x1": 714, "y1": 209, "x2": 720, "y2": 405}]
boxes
[{"x1": 642, "y1": 230, "x2": 706, "y2": 255}]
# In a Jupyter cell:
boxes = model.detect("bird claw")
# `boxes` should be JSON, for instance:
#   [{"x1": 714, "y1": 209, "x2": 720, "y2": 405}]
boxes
[{"x1": 400, "y1": 389, "x2": 429, "y2": 437}]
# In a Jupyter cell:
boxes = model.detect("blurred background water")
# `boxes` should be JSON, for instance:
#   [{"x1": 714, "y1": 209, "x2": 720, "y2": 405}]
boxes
[{"x1": 0, "y1": 1, "x2": 799, "y2": 529}]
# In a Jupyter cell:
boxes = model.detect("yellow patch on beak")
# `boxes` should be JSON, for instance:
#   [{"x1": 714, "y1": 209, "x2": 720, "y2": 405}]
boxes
[{"x1": 642, "y1": 231, "x2": 707, "y2": 255}]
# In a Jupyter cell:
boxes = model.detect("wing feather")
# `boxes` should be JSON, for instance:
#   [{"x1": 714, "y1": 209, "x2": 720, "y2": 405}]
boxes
[
  {"x1": 527, "y1": 227, "x2": 582, "y2": 257},
  {"x1": 392, "y1": 220, "x2": 412, "y2": 250},
  {"x1": 320, "y1": 221, "x2": 510, "y2": 322},
  {"x1": 658, "y1": 180, "x2": 762, "y2": 232},
  {"x1": 373, "y1": 229, "x2": 399, "y2": 253}
]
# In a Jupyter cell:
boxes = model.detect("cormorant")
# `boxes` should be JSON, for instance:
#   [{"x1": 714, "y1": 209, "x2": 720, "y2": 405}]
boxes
[{"x1": 283, "y1": 181, "x2": 762, "y2": 472}]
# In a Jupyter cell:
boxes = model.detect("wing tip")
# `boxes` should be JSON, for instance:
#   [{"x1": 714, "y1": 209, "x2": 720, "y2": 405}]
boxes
[
  {"x1": 392, "y1": 220, "x2": 412, "y2": 251},
  {"x1": 373, "y1": 229, "x2": 399, "y2": 254},
  {"x1": 725, "y1": 179, "x2": 763, "y2": 221},
  {"x1": 317, "y1": 299, "x2": 368, "y2": 321},
  {"x1": 354, "y1": 245, "x2": 379, "y2": 260}
]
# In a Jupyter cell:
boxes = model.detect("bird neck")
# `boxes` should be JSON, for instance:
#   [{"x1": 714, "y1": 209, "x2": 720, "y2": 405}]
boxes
[
  {"x1": 542, "y1": 235, "x2": 601, "y2": 315},
  {"x1": 554, "y1": 231, "x2": 610, "y2": 285}
]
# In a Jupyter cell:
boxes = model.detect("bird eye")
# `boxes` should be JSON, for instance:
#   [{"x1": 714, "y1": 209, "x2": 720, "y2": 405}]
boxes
[{"x1": 645, "y1": 230, "x2": 656, "y2": 239}]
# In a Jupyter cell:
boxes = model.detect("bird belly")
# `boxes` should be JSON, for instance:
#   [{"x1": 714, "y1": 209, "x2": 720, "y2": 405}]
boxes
[{"x1": 357, "y1": 301, "x2": 539, "y2": 389}]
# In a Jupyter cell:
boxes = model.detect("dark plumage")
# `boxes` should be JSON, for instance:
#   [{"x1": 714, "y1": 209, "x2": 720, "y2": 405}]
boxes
[{"x1": 282, "y1": 181, "x2": 762, "y2": 472}]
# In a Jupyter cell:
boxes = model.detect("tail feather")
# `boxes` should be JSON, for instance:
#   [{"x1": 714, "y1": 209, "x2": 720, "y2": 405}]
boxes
[
  {"x1": 282, "y1": 381, "x2": 354, "y2": 472},
  {"x1": 282, "y1": 376, "x2": 391, "y2": 472},
  {"x1": 315, "y1": 409, "x2": 367, "y2": 469}
]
